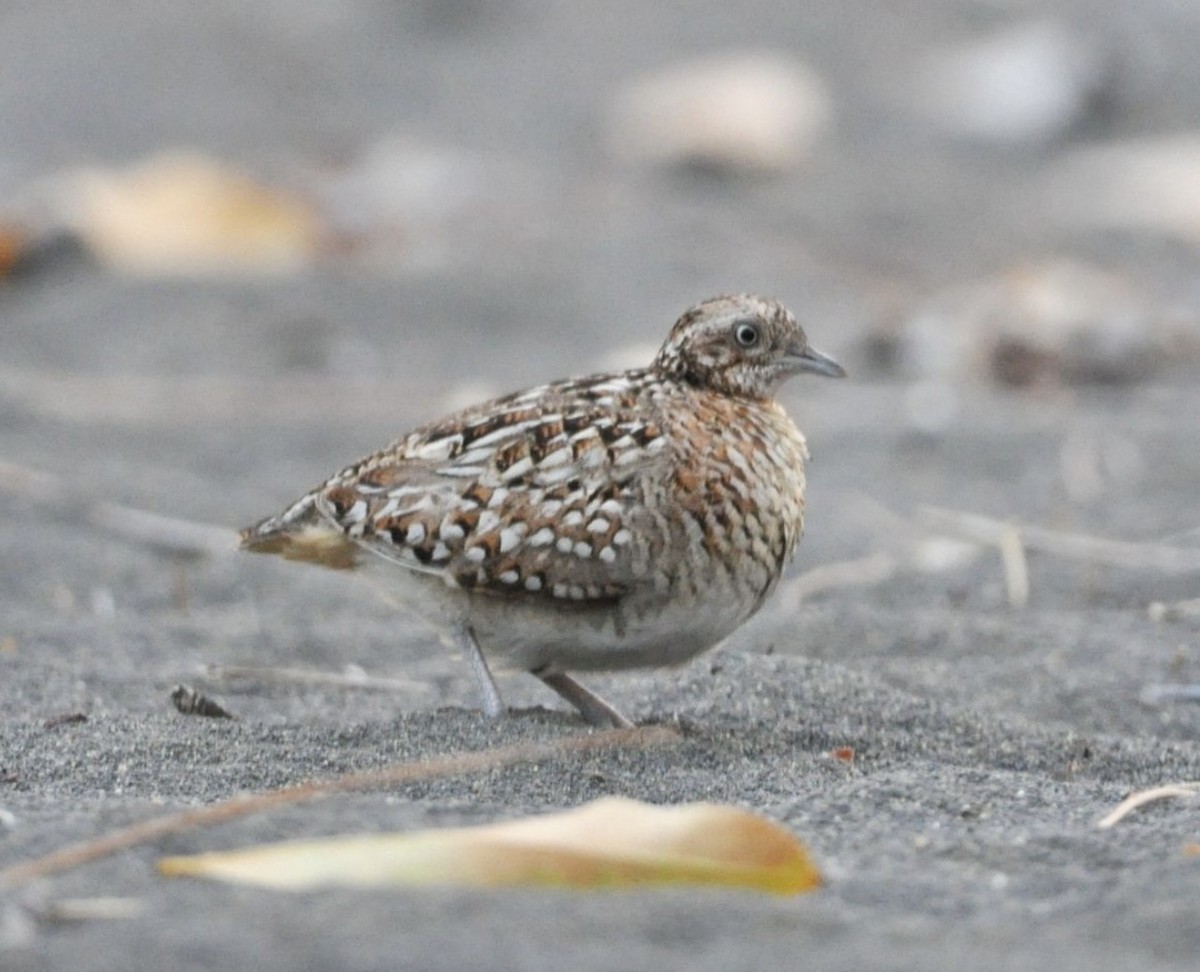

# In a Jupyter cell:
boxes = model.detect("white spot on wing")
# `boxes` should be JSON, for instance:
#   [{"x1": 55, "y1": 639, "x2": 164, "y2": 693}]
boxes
[
  {"x1": 500, "y1": 456, "x2": 535, "y2": 481},
  {"x1": 389, "y1": 486, "x2": 433, "y2": 504},
  {"x1": 577, "y1": 447, "x2": 606, "y2": 469},
  {"x1": 412, "y1": 435, "x2": 461, "y2": 462},
  {"x1": 436, "y1": 465, "x2": 484, "y2": 479},
  {"x1": 534, "y1": 463, "x2": 578, "y2": 486},
  {"x1": 455, "y1": 448, "x2": 496, "y2": 466},
  {"x1": 374, "y1": 497, "x2": 402, "y2": 519},
  {"x1": 538, "y1": 446, "x2": 572, "y2": 469},
  {"x1": 439, "y1": 519, "x2": 465, "y2": 542},
  {"x1": 469, "y1": 417, "x2": 543, "y2": 448}
]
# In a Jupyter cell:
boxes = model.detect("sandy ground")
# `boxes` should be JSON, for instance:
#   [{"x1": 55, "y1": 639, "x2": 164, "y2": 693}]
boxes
[{"x1": 3, "y1": 2, "x2": 1200, "y2": 970}]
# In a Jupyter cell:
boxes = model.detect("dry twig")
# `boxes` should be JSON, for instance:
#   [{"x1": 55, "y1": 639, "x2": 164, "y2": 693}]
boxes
[
  {"x1": 996, "y1": 527, "x2": 1030, "y2": 608},
  {"x1": 919, "y1": 506, "x2": 1200, "y2": 574},
  {"x1": 200, "y1": 664, "x2": 425, "y2": 694},
  {"x1": 1148, "y1": 598, "x2": 1200, "y2": 622},
  {"x1": 0, "y1": 726, "x2": 679, "y2": 889},
  {"x1": 39, "y1": 897, "x2": 146, "y2": 923},
  {"x1": 0, "y1": 368, "x2": 446, "y2": 428},
  {"x1": 1096, "y1": 782, "x2": 1200, "y2": 829},
  {"x1": 781, "y1": 552, "x2": 897, "y2": 608},
  {"x1": 0, "y1": 459, "x2": 234, "y2": 559},
  {"x1": 1139, "y1": 684, "x2": 1200, "y2": 706}
]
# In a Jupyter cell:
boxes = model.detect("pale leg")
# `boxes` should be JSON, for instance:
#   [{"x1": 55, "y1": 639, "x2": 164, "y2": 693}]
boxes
[
  {"x1": 535, "y1": 670, "x2": 634, "y2": 729},
  {"x1": 453, "y1": 623, "x2": 505, "y2": 718}
]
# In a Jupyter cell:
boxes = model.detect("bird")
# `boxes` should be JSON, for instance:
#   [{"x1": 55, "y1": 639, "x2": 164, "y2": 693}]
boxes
[{"x1": 240, "y1": 294, "x2": 845, "y2": 727}]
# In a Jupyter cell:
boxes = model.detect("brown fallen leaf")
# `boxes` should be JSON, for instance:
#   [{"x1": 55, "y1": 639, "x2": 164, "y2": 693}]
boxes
[
  {"x1": 0, "y1": 224, "x2": 29, "y2": 276},
  {"x1": 62, "y1": 151, "x2": 321, "y2": 276},
  {"x1": 159, "y1": 797, "x2": 820, "y2": 895}
]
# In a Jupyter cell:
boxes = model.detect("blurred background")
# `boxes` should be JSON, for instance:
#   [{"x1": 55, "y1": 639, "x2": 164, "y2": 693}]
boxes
[
  {"x1": 2, "y1": 0, "x2": 1199, "y2": 724},
  {"x1": 4, "y1": 1, "x2": 1199, "y2": 376}
]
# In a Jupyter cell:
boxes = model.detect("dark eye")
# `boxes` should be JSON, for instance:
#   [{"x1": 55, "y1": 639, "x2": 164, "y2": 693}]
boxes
[{"x1": 733, "y1": 322, "x2": 760, "y2": 348}]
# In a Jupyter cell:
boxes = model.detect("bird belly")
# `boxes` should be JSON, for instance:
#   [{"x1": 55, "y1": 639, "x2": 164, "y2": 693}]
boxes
[{"x1": 463, "y1": 585, "x2": 754, "y2": 673}]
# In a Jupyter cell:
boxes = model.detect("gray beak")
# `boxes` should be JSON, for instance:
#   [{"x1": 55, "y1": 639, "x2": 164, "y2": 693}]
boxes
[{"x1": 790, "y1": 344, "x2": 847, "y2": 378}]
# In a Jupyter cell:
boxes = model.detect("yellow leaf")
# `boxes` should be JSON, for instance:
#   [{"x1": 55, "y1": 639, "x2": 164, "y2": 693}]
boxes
[
  {"x1": 64, "y1": 151, "x2": 320, "y2": 276},
  {"x1": 158, "y1": 797, "x2": 820, "y2": 894}
]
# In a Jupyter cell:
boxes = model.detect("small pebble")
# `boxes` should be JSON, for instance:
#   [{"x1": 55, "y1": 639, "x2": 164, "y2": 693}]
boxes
[
  {"x1": 170, "y1": 684, "x2": 235, "y2": 719},
  {"x1": 607, "y1": 52, "x2": 832, "y2": 174},
  {"x1": 912, "y1": 19, "x2": 1107, "y2": 144}
]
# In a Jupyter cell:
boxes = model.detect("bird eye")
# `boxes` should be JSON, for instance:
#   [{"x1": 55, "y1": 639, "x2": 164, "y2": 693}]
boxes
[{"x1": 733, "y1": 322, "x2": 760, "y2": 348}]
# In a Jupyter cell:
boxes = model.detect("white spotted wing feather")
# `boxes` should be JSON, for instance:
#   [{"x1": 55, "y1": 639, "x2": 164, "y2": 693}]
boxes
[{"x1": 255, "y1": 372, "x2": 671, "y2": 605}]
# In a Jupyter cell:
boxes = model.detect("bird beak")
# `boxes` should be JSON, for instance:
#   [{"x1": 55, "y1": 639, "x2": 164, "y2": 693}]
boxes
[{"x1": 789, "y1": 344, "x2": 847, "y2": 378}]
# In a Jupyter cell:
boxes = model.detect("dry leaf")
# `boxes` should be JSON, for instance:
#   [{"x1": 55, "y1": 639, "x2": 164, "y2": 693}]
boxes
[
  {"x1": 0, "y1": 224, "x2": 29, "y2": 276},
  {"x1": 62, "y1": 151, "x2": 320, "y2": 276},
  {"x1": 159, "y1": 797, "x2": 820, "y2": 894}
]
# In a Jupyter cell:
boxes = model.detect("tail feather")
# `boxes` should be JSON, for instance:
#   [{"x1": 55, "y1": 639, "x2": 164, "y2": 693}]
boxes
[{"x1": 239, "y1": 493, "x2": 360, "y2": 570}]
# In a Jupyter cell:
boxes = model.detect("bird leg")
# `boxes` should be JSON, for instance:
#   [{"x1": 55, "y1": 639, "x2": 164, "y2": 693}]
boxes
[
  {"x1": 534, "y1": 669, "x2": 634, "y2": 728},
  {"x1": 452, "y1": 623, "x2": 506, "y2": 718}
]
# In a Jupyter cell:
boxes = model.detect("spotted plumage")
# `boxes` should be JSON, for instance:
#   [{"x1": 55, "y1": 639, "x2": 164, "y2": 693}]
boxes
[{"x1": 241, "y1": 294, "x2": 845, "y2": 726}]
